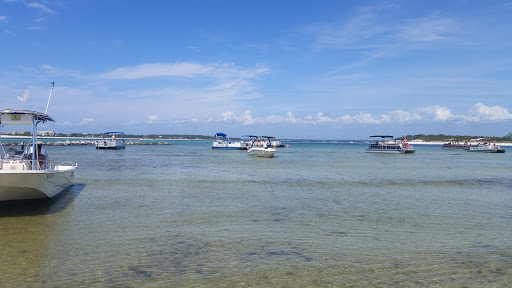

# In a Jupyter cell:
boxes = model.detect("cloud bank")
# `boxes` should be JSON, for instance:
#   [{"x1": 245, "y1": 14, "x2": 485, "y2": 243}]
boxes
[{"x1": 216, "y1": 103, "x2": 512, "y2": 126}]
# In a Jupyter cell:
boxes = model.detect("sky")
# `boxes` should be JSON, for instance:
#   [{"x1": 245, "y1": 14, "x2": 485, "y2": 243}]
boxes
[{"x1": 1, "y1": 0, "x2": 511, "y2": 139}]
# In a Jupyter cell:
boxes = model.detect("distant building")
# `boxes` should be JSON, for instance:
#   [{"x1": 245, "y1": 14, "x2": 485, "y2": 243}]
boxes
[
  {"x1": 37, "y1": 130, "x2": 55, "y2": 136},
  {"x1": 11, "y1": 131, "x2": 28, "y2": 135}
]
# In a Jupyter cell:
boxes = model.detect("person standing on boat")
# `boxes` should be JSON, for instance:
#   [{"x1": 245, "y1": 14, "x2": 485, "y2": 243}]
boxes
[{"x1": 27, "y1": 144, "x2": 47, "y2": 169}]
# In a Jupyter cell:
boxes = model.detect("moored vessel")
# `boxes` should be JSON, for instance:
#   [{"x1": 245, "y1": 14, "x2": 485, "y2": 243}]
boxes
[
  {"x1": 0, "y1": 109, "x2": 77, "y2": 201},
  {"x1": 246, "y1": 135, "x2": 277, "y2": 158},
  {"x1": 365, "y1": 135, "x2": 416, "y2": 154},
  {"x1": 441, "y1": 139, "x2": 469, "y2": 149},
  {"x1": 212, "y1": 133, "x2": 244, "y2": 150},
  {"x1": 95, "y1": 132, "x2": 126, "y2": 150}
]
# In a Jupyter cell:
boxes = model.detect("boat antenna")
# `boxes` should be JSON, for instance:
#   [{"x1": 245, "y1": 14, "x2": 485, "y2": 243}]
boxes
[
  {"x1": 45, "y1": 82, "x2": 55, "y2": 114},
  {"x1": 17, "y1": 89, "x2": 29, "y2": 110}
]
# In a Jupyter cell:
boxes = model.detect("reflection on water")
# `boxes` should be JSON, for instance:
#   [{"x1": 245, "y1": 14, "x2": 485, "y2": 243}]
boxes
[
  {"x1": 0, "y1": 143, "x2": 511, "y2": 287},
  {"x1": 0, "y1": 184, "x2": 84, "y2": 217}
]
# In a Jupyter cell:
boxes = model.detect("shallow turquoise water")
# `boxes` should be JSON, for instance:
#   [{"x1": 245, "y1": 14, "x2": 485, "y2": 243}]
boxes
[{"x1": 1, "y1": 142, "x2": 511, "y2": 287}]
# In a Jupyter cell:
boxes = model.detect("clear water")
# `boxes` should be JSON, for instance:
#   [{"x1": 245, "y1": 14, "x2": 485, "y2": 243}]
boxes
[{"x1": 1, "y1": 142, "x2": 511, "y2": 287}]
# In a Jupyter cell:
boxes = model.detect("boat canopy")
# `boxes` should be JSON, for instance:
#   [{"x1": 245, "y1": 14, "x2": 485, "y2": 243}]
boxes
[
  {"x1": 241, "y1": 135, "x2": 258, "y2": 138},
  {"x1": 261, "y1": 136, "x2": 275, "y2": 139},
  {"x1": 103, "y1": 132, "x2": 125, "y2": 135},
  {"x1": 215, "y1": 133, "x2": 227, "y2": 137},
  {"x1": 370, "y1": 135, "x2": 393, "y2": 138},
  {"x1": 0, "y1": 109, "x2": 54, "y2": 125}
]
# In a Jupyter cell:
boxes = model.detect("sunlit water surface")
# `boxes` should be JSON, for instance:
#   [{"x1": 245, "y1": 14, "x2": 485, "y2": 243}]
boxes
[{"x1": 1, "y1": 142, "x2": 511, "y2": 287}]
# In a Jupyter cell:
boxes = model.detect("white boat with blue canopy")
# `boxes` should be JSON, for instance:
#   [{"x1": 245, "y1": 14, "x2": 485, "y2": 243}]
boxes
[
  {"x1": 365, "y1": 135, "x2": 416, "y2": 154},
  {"x1": 0, "y1": 109, "x2": 77, "y2": 201},
  {"x1": 245, "y1": 135, "x2": 277, "y2": 158},
  {"x1": 96, "y1": 132, "x2": 126, "y2": 150},
  {"x1": 212, "y1": 132, "x2": 244, "y2": 150}
]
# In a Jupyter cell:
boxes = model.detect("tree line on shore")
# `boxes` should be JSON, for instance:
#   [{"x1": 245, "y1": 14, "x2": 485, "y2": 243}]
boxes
[{"x1": 400, "y1": 133, "x2": 512, "y2": 143}]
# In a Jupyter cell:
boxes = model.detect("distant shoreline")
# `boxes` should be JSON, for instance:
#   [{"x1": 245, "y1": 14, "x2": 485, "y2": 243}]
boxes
[
  {"x1": 408, "y1": 141, "x2": 512, "y2": 147},
  {"x1": 2, "y1": 135, "x2": 512, "y2": 147}
]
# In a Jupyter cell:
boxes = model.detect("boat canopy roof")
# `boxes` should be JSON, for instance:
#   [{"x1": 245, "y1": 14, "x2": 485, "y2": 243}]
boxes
[
  {"x1": 261, "y1": 136, "x2": 275, "y2": 139},
  {"x1": 103, "y1": 132, "x2": 125, "y2": 135},
  {"x1": 241, "y1": 135, "x2": 258, "y2": 138},
  {"x1": 215, "y1": 132, "x2": 227, "y2": 137},
  {"x1": 370, "y1": 135, "x2": 393, "y2": 138},
  {"x1": 0, "y1": 109, "x2": 54, "y2": 125}
]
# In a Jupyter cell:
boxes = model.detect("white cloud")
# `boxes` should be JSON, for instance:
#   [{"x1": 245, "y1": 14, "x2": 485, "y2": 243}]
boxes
[
  {"x1": 147, "y1": 115, "x2": 159, "y2": 124},
  {"x1": 40, "y1": 64, "x2": 54, "y2": 70},
  {"x1": 464, "y1": 103, "x2": 512, "y2": 122},
  {"x1": 397, "y1": 15, "x2": 456, "y2": 42},
  {"x1": 416, "y1": 105, "x2": 455, "y2": 121},
  {"x1": 382, "y1": 109, "x2": 421, "y2": 123},
  {"x1": 242, "y1": 110, "x2": 255, "y2": 125},
  {"x1": 221, "y1": 111, "x2": 237, "y2": 121},
  {"x1": 216, "y1": 103, "x2": 512, "y2": 127},
  {"x1": 26, "y1": 2, "x2": 56, "y2": 14},
  {"x1": 0, "y1": 16, "x2": 8, "y2": 23},
  {"x1": 316, "y1": 112, "x2": 334, "y2": 123},
  {"x1": 79, "y1": 118, "x2": 94, "y2": 125},
  {"x1": 98, "y1": 62, "x2": 269, "y2": 80}
]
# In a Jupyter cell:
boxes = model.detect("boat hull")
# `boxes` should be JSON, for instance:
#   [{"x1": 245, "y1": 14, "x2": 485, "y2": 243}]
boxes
[
  {"x1": 248, "y1": 148, "x2": 276, "y2": 158},
  {"x1": 96, "y1": 146, "x2": 125, "y2": 150},
  {"x1": 365, "y1": 149, "x2": 416, "y2": 154},
  {"x1": 212, "y1": 141, "x2": 243, "y2": 150},
  {"x1": 96, "y1": 140, "x2": 126, "y2": 150},
  {"x1": 212, "y1": 146, "x2": 243, "y2": 150},
  {"x1": 467, "y1": 148, "x2": 506, "y2": 153},
  {"x1": 0, "y1": 168, "x2": 75, "y2": 201}
]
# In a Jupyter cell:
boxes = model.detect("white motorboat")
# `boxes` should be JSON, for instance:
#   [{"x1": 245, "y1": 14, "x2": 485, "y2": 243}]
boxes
[
  {"x1": 365, "y1": 135, "x2": 416, "y2": 154},
  {"x1": 212, "y1": 132, "x2": 244, "y2": 150},
  {"x1": 467, "y1": 143, "x2": 506, "y2": 153},
  {"x1": 0, "y1": 109, "x2": 77, "y2": 201},
  {"x1": 246, "y1": 136, "x2": 277, "y2": 158},
  {"x1": 96, "y1": 132, "x2": 126, "y2": 150}
]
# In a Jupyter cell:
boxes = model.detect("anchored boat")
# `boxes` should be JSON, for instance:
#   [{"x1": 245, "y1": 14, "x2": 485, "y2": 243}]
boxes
[
  {"x1": 212, "y1": 133, "x2": 244, "y2": 150},
  {"x1": 246, "y1": 135, "x2": 277, "y2": 158},
  {"x1": 0, "y1": 109, "x2": 77, "y2": 201},
  {"x1": 365, "y1": 135, "x2": 416, "y2": 154},
  {"x1": 441, "y1": 139, "x2": 469, "y2": 149},
  {"x1": 95, "y1": 132, "x2": 126, "y2": 150}
]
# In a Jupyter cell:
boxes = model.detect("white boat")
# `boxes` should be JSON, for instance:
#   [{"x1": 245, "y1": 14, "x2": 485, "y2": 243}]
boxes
[
  {"x1": 246, "y1": 135, "x2": 277, "y2": 158},
  {"x1": 365, "y1": 135, "x2": 416, "y2": 154},
  {"x1": 467, "y1": 143, "x2": 506, "y2": 153},
  {"x1": 0, "y1": 109, "x2": 77, "y2": 201},
  {"x1": 95, "y1": 132, "x2": 126, "y2": 150},
  {"x1": 212, "y1": 132, "x2": 244, "y2": 150}
]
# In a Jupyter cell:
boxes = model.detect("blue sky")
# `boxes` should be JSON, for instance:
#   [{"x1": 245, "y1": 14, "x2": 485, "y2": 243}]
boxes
[{"x1": 1, "y1": 0, "x2": 511, "y2": 139}]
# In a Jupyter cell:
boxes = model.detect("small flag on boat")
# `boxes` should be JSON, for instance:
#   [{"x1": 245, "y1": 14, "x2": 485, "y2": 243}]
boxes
[{"x1": 17, "y1": 89, "x2": 30, "y2": 102}]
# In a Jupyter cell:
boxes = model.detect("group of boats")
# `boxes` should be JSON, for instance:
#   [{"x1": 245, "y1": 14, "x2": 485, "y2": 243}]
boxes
[
  {"x1": 212, "y1": 133, "x2": 281, "y2": 158},
  {"x1": 441, "y1": 139, "x2": 506, "y2": 153},
  {"x1": 365, "y1": 136, "x2": 506, "y2": 154},
  {"x1": 0, "y1": 91, "x2": 506, "y2": 204}
]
